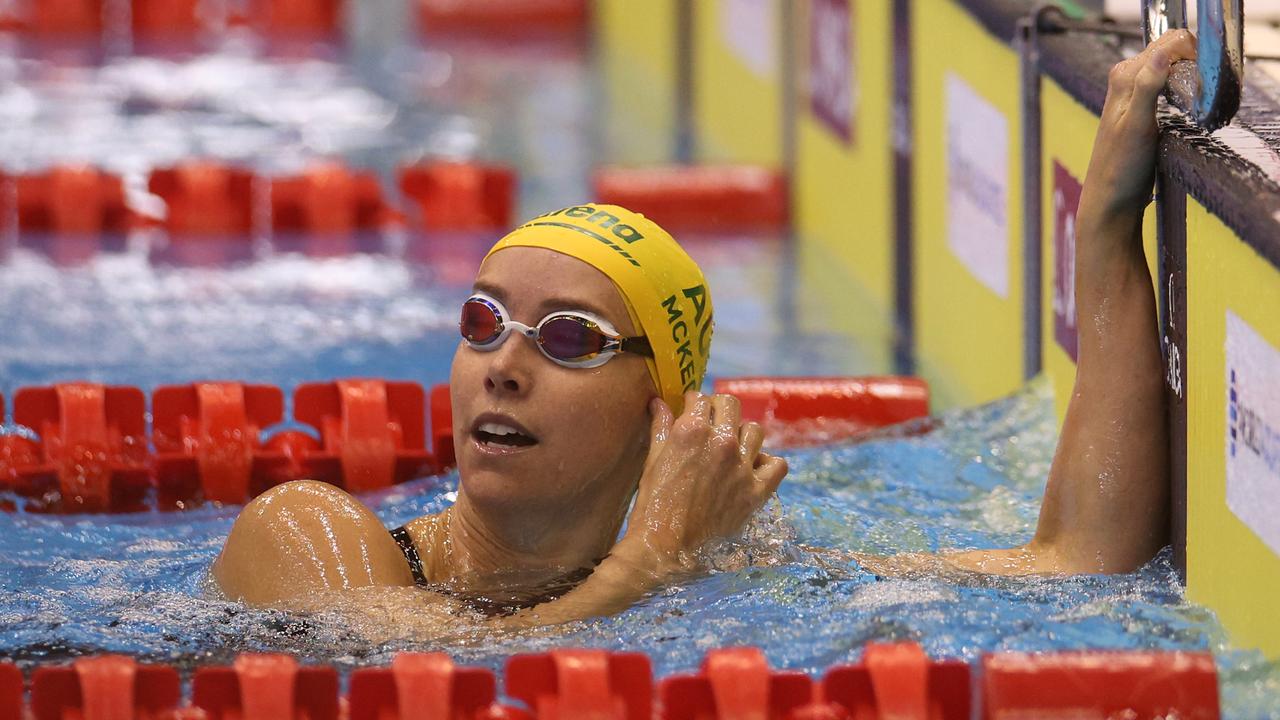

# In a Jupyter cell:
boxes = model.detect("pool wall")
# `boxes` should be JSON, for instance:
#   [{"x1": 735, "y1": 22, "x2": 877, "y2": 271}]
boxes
[{"x1": 594, "y1": 0, "x2": 1280, "y2": 659}]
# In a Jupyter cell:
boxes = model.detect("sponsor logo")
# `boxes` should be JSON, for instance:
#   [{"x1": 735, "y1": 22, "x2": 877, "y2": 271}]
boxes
[
  {"x1": 1052, "y1": 161, "x2": 1081, "y2": 362},
  {"x1": 523, "y1": 206, "x2": 645, "y2": 268},
  {"x1": 720, "y1": 0, "x2": 777, "y2": 79},
  {"x1": 1229, "y1": 370, "x2": 1280, "y2": 471},
  {"x1": 945, "y1": 73, "x2": 1010, "y2": 299},
  {"x1": 809, "y1": 0, "x2": 855, "y2": 143},
  {"x1": 1225, "y1": 311, "x2": 1280, "y2": 555}
]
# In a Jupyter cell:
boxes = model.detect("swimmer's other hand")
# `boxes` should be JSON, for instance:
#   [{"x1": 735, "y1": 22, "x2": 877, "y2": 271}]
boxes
[
  {"x1": 614, "y1": 392, "x2": 788, "y2": 574},
  {"x1": 1080, "y1": 29, "x2": 1196, "y2": 225}
]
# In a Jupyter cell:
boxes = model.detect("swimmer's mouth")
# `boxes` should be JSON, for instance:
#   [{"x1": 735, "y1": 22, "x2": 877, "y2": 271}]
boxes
[{"x1": 471, "y1": 415, "x2": 538, "y2": 448}]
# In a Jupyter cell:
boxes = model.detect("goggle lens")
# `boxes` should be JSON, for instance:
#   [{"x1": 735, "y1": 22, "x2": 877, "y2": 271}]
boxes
[
  {"x1": 460, "y1": 300, "x2": 502, "y2": 344},
  {"x1": 538, "y1": 316, "x2": 609, "y2": 361}
]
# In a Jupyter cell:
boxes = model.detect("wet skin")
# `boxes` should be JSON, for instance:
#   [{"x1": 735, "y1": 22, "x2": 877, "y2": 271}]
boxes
[
  {"x1": 859, "y1": 30, "x2": 1199, "y2": 577},
  {"x1": 213, "y1": 31, "x2": 1198, "y2": 623},
  {"x1": 213, "y1": 247, "x2": 788, "y2": 622}
]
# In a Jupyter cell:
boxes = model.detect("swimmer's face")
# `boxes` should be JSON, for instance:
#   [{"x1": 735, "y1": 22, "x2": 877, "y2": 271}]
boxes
[{"x1": 450, "y1": 247, "x2": 654, "y2": 530}]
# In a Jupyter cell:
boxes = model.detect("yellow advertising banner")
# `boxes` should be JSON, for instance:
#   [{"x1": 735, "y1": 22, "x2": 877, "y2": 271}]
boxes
[
  {"x1": 1185, "y1": 198, "x2": 1280, "y2": 660},
  {"x1": 691, "y1": 0, "x2": 785, "y2": 165},
  {"x1": 595, "y1": 0, "x2": 680, "y2": 164},
  {"x1": 793, "y1": 0, "x2": 896, "y2": 371},
  {"x1": 911, "y1": 0, "x2": 1023, "y2": 409}
]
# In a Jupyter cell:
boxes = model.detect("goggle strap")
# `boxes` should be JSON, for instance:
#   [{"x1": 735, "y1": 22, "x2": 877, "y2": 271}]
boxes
[{"x1": 618, "y1": 335, "x2": 653, "y2": 358}]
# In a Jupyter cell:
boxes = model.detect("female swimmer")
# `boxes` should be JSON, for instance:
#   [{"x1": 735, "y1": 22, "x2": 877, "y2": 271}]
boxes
[
  {"x1": 213, "y1": 30, "x2": 1197, "y2": 625},
  {"x1": 213, "y1": 203, "x2": 790, "y2": 627}
]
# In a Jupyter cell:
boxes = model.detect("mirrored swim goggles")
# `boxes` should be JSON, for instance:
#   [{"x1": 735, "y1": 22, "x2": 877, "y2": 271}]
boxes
[{"x1": 459, "y1": 292, "x2": 654, "y2": 369}]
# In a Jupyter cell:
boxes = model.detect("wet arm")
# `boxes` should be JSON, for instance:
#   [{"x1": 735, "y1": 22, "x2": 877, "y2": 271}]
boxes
[
  {"x1": 860, "y1": 32, "x2": 1197, "y2": 579},
  {"x1": 943, "y1": 32, "x2": 1197, "y2": 576}
]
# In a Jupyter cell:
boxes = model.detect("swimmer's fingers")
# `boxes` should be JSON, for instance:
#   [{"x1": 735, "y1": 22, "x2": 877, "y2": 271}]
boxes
[
  {"x1": 710, "y1": 393, "x2": 741, "y2": 434},
  {"x1": 1130, "y1": 30, "x2": 1197, "y2": 117},
  {"x1": 739, "y1": 421, "x2": 765, "y2": 462},
  {"x1": 682, "y1": 391, "x2": 711, "y2": 426},
  {"x1": 752, "y1": 453, "x2": 788, "y2": 496},
  {"x1": 644, "y1": 397, "x2": 674, "y2": 474}
]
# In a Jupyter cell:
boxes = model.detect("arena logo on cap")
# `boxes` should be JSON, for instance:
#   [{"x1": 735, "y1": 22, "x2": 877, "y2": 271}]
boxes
[
  {"x1": 533, "y1": 206, "x2": 645, "y2": 243},
  {"x1": 662, "y1": 284, "x2": 713, "y2": 392},
  {"x1": 524, "y1": 206, "x2": 646, "y2": 268},
  {"x1": 1225, "y1": 310, "x2": 1280, "y2": 555}
]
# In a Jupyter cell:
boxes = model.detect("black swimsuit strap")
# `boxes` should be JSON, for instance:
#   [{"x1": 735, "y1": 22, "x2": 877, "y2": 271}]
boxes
[{"x1": 390, "y1": 525, "x2": 430, "y2": 587}]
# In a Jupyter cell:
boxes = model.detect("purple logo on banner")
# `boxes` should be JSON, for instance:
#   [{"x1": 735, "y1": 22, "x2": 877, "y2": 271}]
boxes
[
  {"x1": 1052, "y1": 161, "x2": 1082, "y2": 362},
  {"x1": 809, "y1": 0, "x2": 854, "y2": 143}
]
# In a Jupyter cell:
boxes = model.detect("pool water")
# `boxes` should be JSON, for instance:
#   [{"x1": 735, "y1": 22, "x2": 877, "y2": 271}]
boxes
[{"x1": 1, "y1": 30, "x2": 1279, "y2": 718}]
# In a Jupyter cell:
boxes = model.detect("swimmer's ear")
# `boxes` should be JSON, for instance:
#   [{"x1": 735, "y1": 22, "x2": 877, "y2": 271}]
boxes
[{"x1": 644, "y1": 398, "x2": 673, "y2": 471}]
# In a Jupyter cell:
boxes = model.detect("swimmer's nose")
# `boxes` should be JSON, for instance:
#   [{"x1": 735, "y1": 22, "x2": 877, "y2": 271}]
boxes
[{"x1": 483, "y1": 332, "x2": 535, "y2": 396}]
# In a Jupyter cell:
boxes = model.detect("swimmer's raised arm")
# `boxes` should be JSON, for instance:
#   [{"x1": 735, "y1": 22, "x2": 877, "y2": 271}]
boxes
[
  {"x1": 864, "y1": 30, "x2": 1198, "y2": 578},
  {"x1": 495, "y1": 392, "x2": 789, "y2": 627}
]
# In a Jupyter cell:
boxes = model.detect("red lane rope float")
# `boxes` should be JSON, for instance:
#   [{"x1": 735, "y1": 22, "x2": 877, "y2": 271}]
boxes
[
  {"x1": 712, "y1": 376, "x2": 931, "y2": 447},
  {"x1": 149, "y1": 163, "x2": 257, "y2": 239},
  {"x1": 0, "y1": 646, "x2": 1225, "y2": 719},
  {"x1": 193, "y1": 654, "x2": 340, "y2": 720},
  {"x1": 415, "y1": 0, "x2": 588, "y2": 39},
  {"x1": 507, "y1": 649, "x2": 651, "y2": 720},
  {"x1": 245, "y1": 0, "x2": 344, "y2": 37},
  {"x1": 981, "y1": 651, "x2": 1221, "y2": 720},
  {"x1": 591, "y1": 165, "x2": 788, "y2": 233},
  {"x1": 131, "y1": 0, "x2": 205, "y2": 40},
  {"x1": 8, "y1": 384, "x2": 150, "y2": 513},
  {"x1": 661, "y1": 647, "x2": 814, "y2": 719},
  {"x1": 430, "y1": 384, "x2": 455, "y2": 471},
  {"x1": 0, "y1": 375, "x2": 919, "y2": 513},
  {"x1": 31, "y1": 655, "x2": 182, "y2": 720},
  {"x1": 152, "y1": 382, "x2": 285, "y2": 507},
  {"x1": 8, "y1": 0, "x2": 105, "y2": 36},
  {"x1": 349, "y1": 652, "x2": 497, "y2": 720},
  {"x1": 271, "y1": 163, "x2": 399, "y2": 237},
  {"x1": 398, "y1": 161, "x2": 516, "y2": 232},
  {"x1": 820, "y1": 642, "x2": 971, "y2": 719},
  {"x1": 16, "y1": 167, "x2": 138, "y2": 236},
  {"x1": 294, "y1": 379, "x2": 435, "y2": 493},
  {"x1": 0, "y1": 662, "x2": 21, "y2": 720}
]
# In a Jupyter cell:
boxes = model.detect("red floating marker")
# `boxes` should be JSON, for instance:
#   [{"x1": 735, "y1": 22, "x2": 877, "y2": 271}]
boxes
[
  {"x1": 660, "y1": 647, "x2": 812, "y2": 720},
  {"x1": 416, "y1": 0, "x2": 587, "y2": 38},
  {"x1": 132, "y1": 0, "x2": 205, "y2": 39},
  {"x1": 981, "y1": 651, "x2": 1220, "y2": 720},
  {"x1": 592, "y1": 165, "x2": 788, "y2": 233},
  {"x1": 152, "y1": 382, "x2": 285, "y2": 505},
  {"x1": 149, "y1": 162, "x2": 256, "y2": 238},
  {"x1": 294, "y1": 380, "x2": 435, "y2": 492},
  {"x1": 398, "y1": 161, "x2": 516, "y2": 231},
  {"x1": 17, "y1": 167, "x2": 136, "y2": 236},
  {"x1": 16, "y1": 0, "x2": 105, "y2": 36},
  {"x1": 193, "y1": 654, "x2": 339, "y2": 720},
  {"x1": 31, "y1": 656, "x2": 182, "y2": 720},
  {"x1": 271, "y1": 163, "x2": 397, "y2": 236},
  {"x1": 0, "y1": 662, "x2": 22, "y2": 720},
  {"x1": 349, "y1": 652, "x2": 497, "y2": 720},
  {"x1": 429, "y1": 384, "x2": 454, "y2": 471},
  {"x1": 506, "y1": 649, "x2": 651, "y2": 720},
  {"x1": 12, "y1": 384, "x2": 150, "y2": 513},
  {"x1": 821, "y1": 643, "x2": 970, "y2": 720},
  {"x1": 712, "y1": 376, "x2": 930, "y2": 446},
  {"x1": 248, "y1": 0, "x2": 342, "y2": 36},
  {"x1": 0, "y1": 173, "x2": 12, "y2": 239}
]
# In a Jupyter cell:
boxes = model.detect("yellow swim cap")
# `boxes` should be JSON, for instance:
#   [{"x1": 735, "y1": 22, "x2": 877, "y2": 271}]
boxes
[{"x1": 483, "y1": 203, "x2": 713, "y2": 416}]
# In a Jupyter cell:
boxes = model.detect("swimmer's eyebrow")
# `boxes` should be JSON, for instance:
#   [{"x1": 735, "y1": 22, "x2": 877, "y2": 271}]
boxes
[{"x1": 470, "y1": 281, "x2": 612, "y2": 319}]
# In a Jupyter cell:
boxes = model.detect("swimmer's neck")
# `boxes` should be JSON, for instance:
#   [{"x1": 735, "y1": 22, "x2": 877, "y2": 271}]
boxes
[{"x1": 422, "y1": 496, "x2": 624, "y2": 587}]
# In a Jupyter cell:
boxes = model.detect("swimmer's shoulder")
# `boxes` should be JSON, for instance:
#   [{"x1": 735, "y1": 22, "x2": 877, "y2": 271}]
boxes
[{"x1": 400, "y1": 510, "x2": 452, "y2": 583}]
